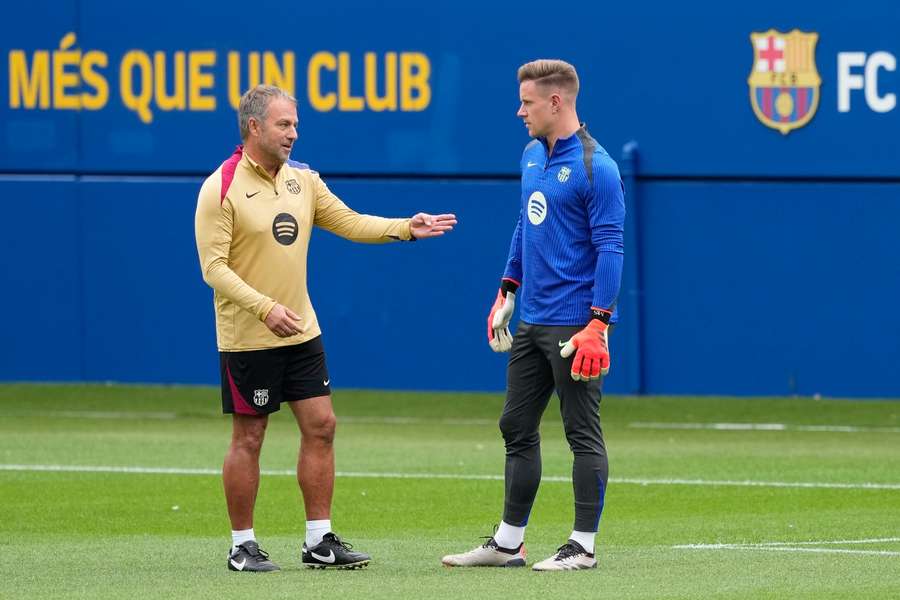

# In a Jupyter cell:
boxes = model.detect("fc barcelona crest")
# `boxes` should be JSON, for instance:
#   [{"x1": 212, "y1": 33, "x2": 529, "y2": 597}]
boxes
[
  {"x1": 748, "y1": 29, "x2": 821, "y2": 135},
  {"x1": 253, "y1": 389, "x2": 269, "y2": 406}
]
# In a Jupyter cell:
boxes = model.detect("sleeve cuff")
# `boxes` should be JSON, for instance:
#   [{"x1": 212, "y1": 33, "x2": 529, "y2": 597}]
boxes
[{"x1": 258, "y1": 298, "x2": 277, "y2": 321}]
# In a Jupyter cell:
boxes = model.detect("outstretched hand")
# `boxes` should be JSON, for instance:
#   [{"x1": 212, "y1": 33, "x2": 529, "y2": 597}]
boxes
[{"x1": 409, "y1": 213, "x2": 457, "y2": 239}]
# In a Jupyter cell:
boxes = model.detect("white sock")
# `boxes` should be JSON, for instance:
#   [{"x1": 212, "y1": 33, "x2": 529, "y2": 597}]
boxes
[
  {"x1": 493, "y1": 521, "x2": 525, "y2": 549},
  {"x1": 569, "y1": 530, "x2": 596, "y2": 554},
  {"x1": 231, "y1": 528, "x2": 255, "y2": 550},
  {"x1": 306, "y1": 519, "x2": 331, "y2": 547}
]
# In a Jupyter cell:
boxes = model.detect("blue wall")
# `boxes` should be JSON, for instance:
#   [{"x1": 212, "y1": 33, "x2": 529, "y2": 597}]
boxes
[
  {"x1": 638, "y1": 181, "x2": 900, "y2": 397},
  {"x1": 0, "y1": 179, "x2": 523, "y2": 391},
  {"x1": 4, "y1": 176, "x2": 900, "y2": 397},
  {"x1": 2, "y1": 1, "x2": 899, "y2": 396}
]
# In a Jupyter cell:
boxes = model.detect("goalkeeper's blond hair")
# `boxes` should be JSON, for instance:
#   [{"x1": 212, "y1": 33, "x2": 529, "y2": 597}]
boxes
[{"x1": 517, "y1": 59, "x2": 579, "y2": 97}]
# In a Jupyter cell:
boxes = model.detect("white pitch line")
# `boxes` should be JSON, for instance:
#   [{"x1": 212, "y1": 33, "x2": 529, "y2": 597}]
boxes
[
  {"x1": 340, "y1": 416, "x2": 497, "y2": 426},
  {"x1": 11, "y1": 411, "x2": 497, "y2": 425},
  {"x1": 612, "y1": 477, "x2": 900, "y2": 490},
  {"x1": 12, "y1": 412, "x2": 900, "y2": 433},
  {"x1": 749, "y1": 537, "x2": 900, "y2": 546},
  {"x1": 0, "y1": 464, "x2": 224, "y2": 475},
  {"x1": 19, "y1": 410, "x2": 181, "y2": 420},
  {"x1": 676, "y1": 537, "x2": 900, "y2": 549},
  {"x1": 743, "y1": 547, "x2": 900, "y2": 556},
  {"x1": 630, "y1": 422, "x2": 900, "y2": 433},
  {"x1": 675, "y1": 541, "x2": 900, "y2": 557},
  {"x1": 2, "y1": 464, "x2": 899, "y2": 490},
  {"x1": 0, "y1": 464, "x2": 509, "y2": 479}
]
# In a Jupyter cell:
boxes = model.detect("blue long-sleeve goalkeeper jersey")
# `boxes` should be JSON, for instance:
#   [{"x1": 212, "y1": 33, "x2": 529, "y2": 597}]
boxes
[{"x1": 503, "y1": 125, "x2": 625, "y2": 325}]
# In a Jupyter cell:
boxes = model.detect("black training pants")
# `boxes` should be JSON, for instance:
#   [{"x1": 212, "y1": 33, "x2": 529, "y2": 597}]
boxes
[{"x1": 499, "y1": 323, "x2": 609, "y2": 532}]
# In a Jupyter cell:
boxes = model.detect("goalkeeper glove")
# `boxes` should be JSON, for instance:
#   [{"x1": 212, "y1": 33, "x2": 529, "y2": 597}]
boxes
[
  {"x1": 487, "y1": 278, "x2": 519, "y2": 352},
  {"x1": 559, "y1": 307, "x2": 611, "y2": 381}
]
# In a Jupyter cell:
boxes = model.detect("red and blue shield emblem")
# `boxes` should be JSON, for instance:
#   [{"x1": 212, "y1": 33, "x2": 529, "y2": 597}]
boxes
[{"x1": 748, "y1": 29, "x2": 821, "y2": 135}]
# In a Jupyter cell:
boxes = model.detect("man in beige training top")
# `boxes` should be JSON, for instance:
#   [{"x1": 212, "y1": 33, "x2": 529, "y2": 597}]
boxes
[{"x1": 195, "y1": 84, "x2": 456, "y2": 572}]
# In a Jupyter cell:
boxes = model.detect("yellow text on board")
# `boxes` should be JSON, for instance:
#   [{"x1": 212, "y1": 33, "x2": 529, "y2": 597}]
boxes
[{"x1": 7, "y1": 34, "x2": 433, "y2": 123}]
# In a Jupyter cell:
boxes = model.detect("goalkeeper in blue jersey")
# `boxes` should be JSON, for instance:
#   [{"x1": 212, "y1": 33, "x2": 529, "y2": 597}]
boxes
[{"x1": 443, "y1": 59, "x2": 625, "y2": 571}]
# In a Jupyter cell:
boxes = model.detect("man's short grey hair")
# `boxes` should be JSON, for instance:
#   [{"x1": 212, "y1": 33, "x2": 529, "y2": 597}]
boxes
[{"x1": 238, "y1": 85, "x2": 297, "y2": 141}]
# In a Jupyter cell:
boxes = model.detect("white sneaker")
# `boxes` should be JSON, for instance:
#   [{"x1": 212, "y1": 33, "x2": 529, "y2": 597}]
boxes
[
  {"x1": 441, "y1": 537, "x2": 526, "y2": 567},
  {"x1": 532, "y1": 540, "x2": 597, "y2": 571}
]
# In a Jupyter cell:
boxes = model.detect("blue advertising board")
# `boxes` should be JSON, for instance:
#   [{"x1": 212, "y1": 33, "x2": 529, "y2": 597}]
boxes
[{"x1": 2, "y1": 1, "x2": 899, "y2": 176}]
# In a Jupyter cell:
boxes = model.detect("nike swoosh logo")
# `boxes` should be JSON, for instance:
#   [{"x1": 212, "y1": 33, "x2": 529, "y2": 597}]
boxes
[
  {"x1": 230, "y1": 558, "x2": 246, "y2": 570},
  {"x1": 527, "y1": 162, "x2": 538, "y2": 168},
  {"x1": 558, "y1": 340, "x2": 569, "y2": 347},
  {"x1": 323, "y1": 379, "x2": 330, "y2": 386},
  {"x1": 246, "y1": 191, "x2": 260, "y2": 198},
  {"x1": 311, "y1": 550, "x2": 336, "y2": 563}
]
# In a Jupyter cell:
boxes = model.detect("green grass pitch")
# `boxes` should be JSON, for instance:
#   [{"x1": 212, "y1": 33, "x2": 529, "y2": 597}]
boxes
[{"x1": 1, "y1": 384, "x2": 899, "y2": 599}]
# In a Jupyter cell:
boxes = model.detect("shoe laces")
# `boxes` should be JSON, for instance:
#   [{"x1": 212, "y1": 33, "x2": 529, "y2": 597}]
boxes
[
  {"x1": 479, "y1": 524, "x2": 502, "y2": 549},
  {"x1": 555, "y1": 543, "x2": 584, "y2": 560},
  {"x1": 323, "y1": 533, "x2": 354, "y2": 551},
  {"x1": 238, "y1": 543, "x2": 270, "y2": 559},
  {"x1": 479, "y1": 535, "x2": 498, "y2": 549}
]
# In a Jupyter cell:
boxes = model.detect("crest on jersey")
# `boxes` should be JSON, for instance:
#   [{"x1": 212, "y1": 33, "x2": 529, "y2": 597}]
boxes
[
  {"x1": 253, "y1": 389, "x2": 269, "y2": 406},
  {"x1": 286, "y1": 178, "x2": 301, "y2": 194},
  {"x1": 557, "y1": 166, "x2": 571, "y2": 183},
  {"x1": 748, "y1": 29, "x2": 821, "y2": 134}
]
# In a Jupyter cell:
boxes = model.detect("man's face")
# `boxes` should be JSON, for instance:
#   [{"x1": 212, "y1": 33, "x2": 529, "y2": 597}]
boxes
[
  {"x1": 251, "y1": 97, "x2": 298, "y2": 164},
  {"x1": 517, "y1": 80, "x2": 555, "y2": 138}
]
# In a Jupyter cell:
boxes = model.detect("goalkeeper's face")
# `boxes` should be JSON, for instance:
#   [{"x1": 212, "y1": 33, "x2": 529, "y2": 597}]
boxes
[
  {"x1": 254, "y1": 97, "x2": 299, "y2": 165},
  {"x1": 517, "y1": 80, "x2": 554, "y2": 139}
]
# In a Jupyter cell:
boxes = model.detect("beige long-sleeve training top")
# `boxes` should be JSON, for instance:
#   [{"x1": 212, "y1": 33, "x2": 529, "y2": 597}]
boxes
[{"x1": 195, "y1": 147, "x2": 411, "y2": 351}]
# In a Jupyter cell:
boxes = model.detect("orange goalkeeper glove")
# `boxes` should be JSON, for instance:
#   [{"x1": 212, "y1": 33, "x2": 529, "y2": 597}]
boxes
[
  {"x1": 487, "y1": 278, "x2": 519, "y2": 352},
  {"x1": 559, "y1": 308, "x2": 611, "y2": 381}
]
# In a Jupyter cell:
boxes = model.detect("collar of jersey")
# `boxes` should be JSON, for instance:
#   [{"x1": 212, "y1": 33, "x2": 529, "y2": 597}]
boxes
[
  {"x1": 242, "y1": 149, "x2": 283, "y2": 184},
  {"x1": 538, "y1": 123, "x2": 589, "y2": 155}
]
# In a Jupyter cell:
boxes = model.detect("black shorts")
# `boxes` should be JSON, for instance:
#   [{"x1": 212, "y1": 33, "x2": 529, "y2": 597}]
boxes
[{"x1": 219, "y1": 336, "x2": 331, "y2": 415}]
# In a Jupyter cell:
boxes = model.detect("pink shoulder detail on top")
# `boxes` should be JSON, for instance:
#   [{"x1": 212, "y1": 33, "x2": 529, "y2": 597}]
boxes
[{"x1": 220, "y1": 145, "x2": 244, "y2": 204}]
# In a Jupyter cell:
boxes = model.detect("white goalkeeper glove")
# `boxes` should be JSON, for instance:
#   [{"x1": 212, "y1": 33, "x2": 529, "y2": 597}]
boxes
[{"x1": 487, "y1": 279, "x2": 519, "y2": 352}]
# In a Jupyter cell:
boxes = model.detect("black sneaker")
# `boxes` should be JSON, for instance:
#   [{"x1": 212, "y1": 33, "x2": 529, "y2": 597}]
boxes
[
  {"x1": 227, "y1": 541, "x2": 280, "y2": 572},
  {"x1": 302, "y1": 532, "x2": 371, "y2": 569}
]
